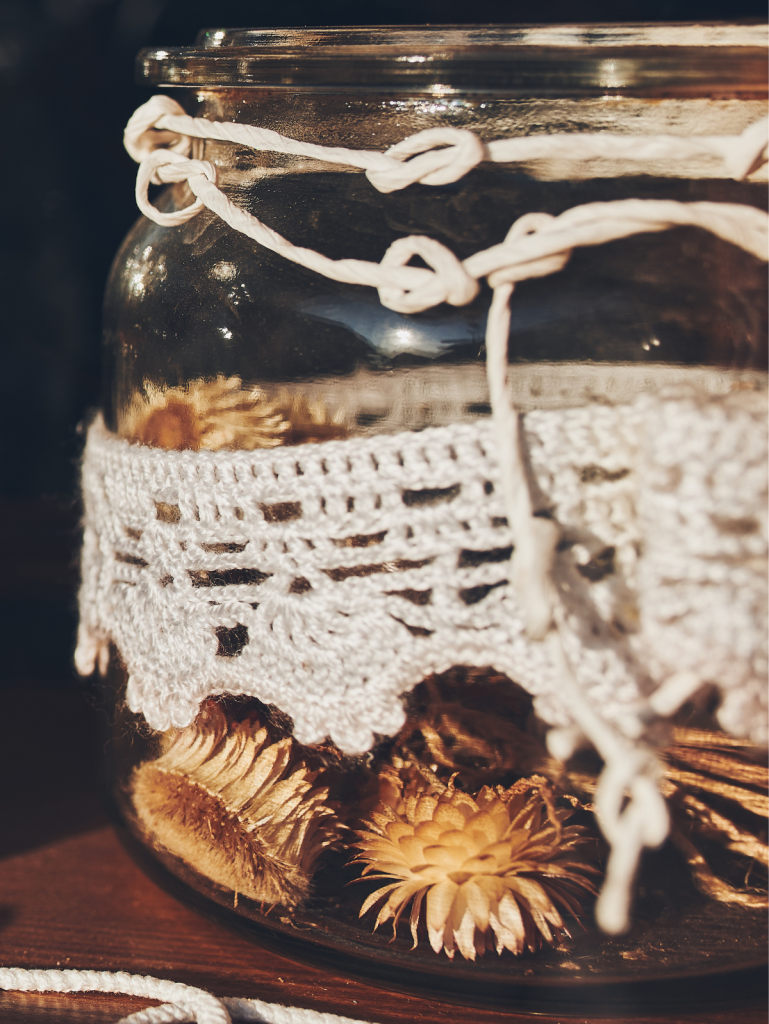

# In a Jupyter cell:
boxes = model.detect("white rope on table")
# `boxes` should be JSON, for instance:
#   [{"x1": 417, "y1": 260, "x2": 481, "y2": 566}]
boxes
[
  {"x1": 0, "y1": 967, "x2": 375, "y2": 1024},
  {"x1": 117, "y1": 97, "x2": 769, "y2": 935}
]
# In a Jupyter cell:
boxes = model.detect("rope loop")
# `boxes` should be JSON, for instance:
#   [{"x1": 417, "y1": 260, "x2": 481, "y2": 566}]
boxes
[
  {"x1": 592, "y1": 747, "x2": 669, "y2": 934},
  {"x1": 595, "y1": 746, "x2": 667, "y2": 846},
  {"x1": 124, "y1": 95, "x2": 190, "y2": 163},
  {"x1": 135, "y1": 150, "x2": 217, "y2": 227},
  {"x1": 377, "y1": 234, "x2": 479, "y2": 313},
  {"x1": 487, "y1": 211, "x2": 573, "y2": 289},
  {"x1": 0, "y1": 968, "x2": 232, "y2": 1024},
  {"x1": 366, "y1": 126, "x2": 487, "y2": 193}
]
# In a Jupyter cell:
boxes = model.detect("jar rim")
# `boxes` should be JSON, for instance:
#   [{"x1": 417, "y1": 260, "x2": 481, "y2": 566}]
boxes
[{"x1": 138, "y1": 22, "x2": 768, "y2": 96}]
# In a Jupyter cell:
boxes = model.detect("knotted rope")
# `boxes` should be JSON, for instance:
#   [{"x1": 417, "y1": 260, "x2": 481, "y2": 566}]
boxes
[
  {"x1": 125, "y1": 95, "x2": 769, "y2": 193},
  {"x1": 121, "y1": 96, "x2": 768, "y2": 933}
]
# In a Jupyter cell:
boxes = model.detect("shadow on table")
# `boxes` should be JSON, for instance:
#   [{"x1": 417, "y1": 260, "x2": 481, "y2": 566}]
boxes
[{"x1": 0, "y1": 685, "x2": 108, "y2": 860}]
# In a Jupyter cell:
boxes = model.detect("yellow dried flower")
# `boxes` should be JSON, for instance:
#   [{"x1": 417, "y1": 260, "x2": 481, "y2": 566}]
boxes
[
  {"x1": 131, "y1": 703, "x2": 339, "y2": 907},
  {"x1": 123, "y1": 375, "x2": 347, "y2": 451},
  {"x1": 353, "y1": 764, "x2": 598, "y2": 960}
]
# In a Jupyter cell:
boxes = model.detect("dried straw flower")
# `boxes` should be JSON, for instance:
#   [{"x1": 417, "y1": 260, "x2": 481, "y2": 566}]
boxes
[
  {"x1": 396, "y1": 670, "x2": 550, "y2": 789},
  {"x1": 123, "y1": 375, "x2": 347, "y2": 451},
  {"x1": 131, "y1": 703, "x2": 339, "y2": 907},
  {"x1": 353, "y1": 762, "x2": 598, "y2": 960}
]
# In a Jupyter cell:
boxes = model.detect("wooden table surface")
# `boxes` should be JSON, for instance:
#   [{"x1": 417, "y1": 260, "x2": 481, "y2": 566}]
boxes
[{"x1": 1, "y1": 685, "x2": 766, "y2": 1024}]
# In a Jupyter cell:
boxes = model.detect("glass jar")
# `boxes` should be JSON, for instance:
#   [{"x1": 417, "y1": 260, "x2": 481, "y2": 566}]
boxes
[{"x1": 84, "y1": 24, "x2": 768, "y2": 1011}]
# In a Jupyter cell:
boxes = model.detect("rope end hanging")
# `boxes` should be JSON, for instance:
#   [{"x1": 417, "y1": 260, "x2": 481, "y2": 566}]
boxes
[
  {"x1": 510, "y1": 515, "x2": 560, "y2": 640},
  {"x1": 483, "y1": 272, "x2": 560, "y2": 641},
  {"x1": 594, "y1": 768, "x2": 670, "y2": 935}
]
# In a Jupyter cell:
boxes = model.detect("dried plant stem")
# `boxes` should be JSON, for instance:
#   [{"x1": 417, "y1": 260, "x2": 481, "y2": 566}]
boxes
[
  {"x1": 663, "y1": 767, "x2": 768, "y2": 817},
  {"x1": 670, "y1": 828, "x2": 768, "y2": 909},
  {"x1": 679, "y1": 793, "x2": 768, "y2": 866},
  {"x1": 670, "y1": 727, "x2": 764, "y2": 750}
]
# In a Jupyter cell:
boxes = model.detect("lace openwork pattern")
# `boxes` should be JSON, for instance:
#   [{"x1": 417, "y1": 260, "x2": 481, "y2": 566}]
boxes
[{"x1": 77, "y1": 384, "x2": 767, "y2": 757}]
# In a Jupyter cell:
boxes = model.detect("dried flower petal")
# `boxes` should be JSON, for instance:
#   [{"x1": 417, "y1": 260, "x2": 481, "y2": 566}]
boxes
[{"x1": 353, "y1": 763, "x2": 599, "y2": 959}]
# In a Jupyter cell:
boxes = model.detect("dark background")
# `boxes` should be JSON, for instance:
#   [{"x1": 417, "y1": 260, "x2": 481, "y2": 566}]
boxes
[{"x1": 0, "y1": 0, "x2": 765, "y2": 685}]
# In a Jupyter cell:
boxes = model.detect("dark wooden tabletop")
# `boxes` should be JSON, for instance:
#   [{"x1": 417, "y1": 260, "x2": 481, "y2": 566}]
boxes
[{"x1": 0, "y1": 684, "x2": 765, "y2": 1024}]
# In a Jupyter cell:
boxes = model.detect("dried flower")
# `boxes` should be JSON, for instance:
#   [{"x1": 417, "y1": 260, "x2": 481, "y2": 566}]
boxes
[
  {"x1": 131, "y1": 703, "x2": 339, "y2": 906},
  {"x1": 396, "y1": 670, "x2": 551, "y2": 789},
  {"x1": 123, "y1": 375, "x2": 347, "y2": 451},
  {"x1": 398, "y1": 671, "x2": 767, "y2": 912},
  {"x1": 353, "y1": 762, "x2": 598, "y2": 959}
]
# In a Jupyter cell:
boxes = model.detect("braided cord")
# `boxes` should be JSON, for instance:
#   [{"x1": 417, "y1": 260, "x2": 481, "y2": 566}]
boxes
[{"x1": 0, "y1": 968, "x2": 374, "y2": 1024}]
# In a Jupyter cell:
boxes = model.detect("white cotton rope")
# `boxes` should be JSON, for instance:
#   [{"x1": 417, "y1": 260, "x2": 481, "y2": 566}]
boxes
[
  {"x1": 124, "y1": 96, "x2": 769, "y2": 191},
  {"x1": 114, "y1": 97, "x2": 769, "y2": 936},
  {"x1": 0, "y1": 968, "x2": 375, "y2": 1024}
]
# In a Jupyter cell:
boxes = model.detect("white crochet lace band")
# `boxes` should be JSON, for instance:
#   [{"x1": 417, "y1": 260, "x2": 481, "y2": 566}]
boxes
[{"x1": 77, "y1": 377, "x2": 768, "y2": 755}]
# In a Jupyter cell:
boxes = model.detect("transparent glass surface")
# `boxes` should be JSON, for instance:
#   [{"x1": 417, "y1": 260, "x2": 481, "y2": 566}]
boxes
[
  {"x1": 105, "y1": 46, "x2": 768, "y2": 438},
  {"x1": 99, "y1": 27, "x2": 768, "y2": 1004}
]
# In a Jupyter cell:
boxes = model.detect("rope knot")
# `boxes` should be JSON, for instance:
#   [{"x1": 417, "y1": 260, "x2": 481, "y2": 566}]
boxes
[
  {"x1": 136, "y1": 149, "x2": 217, "y2": 228},
  {"x1": 124, "y1": 95, "x2": 191, "y2": 164},
  {"x1": 366, "y1": 127, "x2": 486, "y2": 193},
  {"x1": 377, "y1": 235, "x2": 479, "y2": 314},
  {"x1": 487, "y1": 212, "x2": 572, "y2": 289}
]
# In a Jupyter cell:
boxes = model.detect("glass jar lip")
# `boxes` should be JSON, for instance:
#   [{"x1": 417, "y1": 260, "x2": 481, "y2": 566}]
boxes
[{"x1": 138, "y1": 22, "x2": 769, "y2": 96}]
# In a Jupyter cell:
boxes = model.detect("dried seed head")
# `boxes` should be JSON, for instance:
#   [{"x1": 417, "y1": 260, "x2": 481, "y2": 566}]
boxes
[
  {"x1": 354, "y1": 762, "x2": 599, "y2": 960},
  {"x1": 132, "y1": 703, "x2": 339, "y2": 906},
  {"x1": 123, "y1": 375, "x2": 347, "y2": 451}
]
